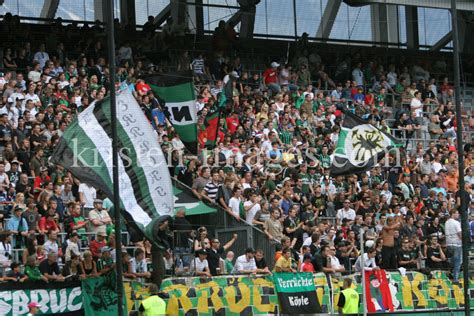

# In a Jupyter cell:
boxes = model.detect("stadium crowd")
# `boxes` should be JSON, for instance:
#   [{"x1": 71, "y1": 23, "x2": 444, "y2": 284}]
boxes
[{"x1": 0, "y1": 14, "x2": 472, "y2": 286}]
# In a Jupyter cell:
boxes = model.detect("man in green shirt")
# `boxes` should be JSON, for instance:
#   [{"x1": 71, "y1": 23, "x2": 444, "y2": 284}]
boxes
[{"x1": 97, "y1": 247, "x2": 115, "y2": 275}]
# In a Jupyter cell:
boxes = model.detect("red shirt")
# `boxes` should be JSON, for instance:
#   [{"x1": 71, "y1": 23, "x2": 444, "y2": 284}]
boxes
[
  {"x1": 90, "y1": 239, "x2": 106, "y2": 259},
  {"x1": 136, "y1": 82, "x2": 151, "y2": 95},
  {"x1": 263, "y1": 68, "x2": 278, "y2": 85},
  {"x1": 226, "y1": 117, "x2": 240, "y2": 134},
  {"x1": 38, "y1": 216, "x2": 59, "y2": 232},
  {"x1": 301, "y1": 262, "x2": 315, "y2": 272}
]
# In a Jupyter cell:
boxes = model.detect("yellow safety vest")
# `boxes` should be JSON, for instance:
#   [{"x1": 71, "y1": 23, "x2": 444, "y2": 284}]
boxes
[
  {"x1": 341, "y1": 288, "x2": 359, "y2": 314},
  {"x1": 141, "y1": 295, "x2": 167, "y2": 316}
]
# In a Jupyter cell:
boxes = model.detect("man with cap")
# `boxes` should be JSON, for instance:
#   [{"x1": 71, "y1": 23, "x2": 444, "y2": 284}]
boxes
[
  {"x1": 90, "y1": 231, "x2": 107, "y2": 260},
  {"x1": 263, "y1": 62, "x2": 280, "y2": 94},
  {"x1": 6, "y1": 206, "x2": 28, "y2": 249},
  {"x1": 233, "y1": 248, "x2": 258, "y2": 274},
  {"x1": 27, "y1": 302, "x2": 41, "y2": 316},
  {"x1": 138, "y1": 283, "x2": 167, "y2": 316},
  {"x1": 88, "y1": 199, "x2": 112, "y2": 235},
  {"x1": 190, "y1": 249, "x2": 211, "y2": 277},
  {"x1": 97, "y1": 246, "x2": 115, "y2": 275}
]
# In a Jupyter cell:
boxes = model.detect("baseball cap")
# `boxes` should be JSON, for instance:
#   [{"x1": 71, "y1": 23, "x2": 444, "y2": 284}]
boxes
[
  {"x1": 94, "y1": 199, "x2": 103, "y2": 204},
  {"x1": 271, "y1": 62, "x2": 280, "y2": 68},
  {"x1": 28, "y1": 302, "x2": 42, "y2": 308},
  {"x1": 101, "y1": 246, "x2": 111, "y2": 253}
]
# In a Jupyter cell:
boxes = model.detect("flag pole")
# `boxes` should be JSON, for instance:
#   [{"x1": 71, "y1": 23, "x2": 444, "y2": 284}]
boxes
[
  {"x1": 360, "y1": 228, "x2": 367, "y2": 316},
  {"x1": 451, "y1": 1, "x2": 470, "y2": 315},
  {"x1": 106, "y1": 1, "x2": 124, "y2": 315}
]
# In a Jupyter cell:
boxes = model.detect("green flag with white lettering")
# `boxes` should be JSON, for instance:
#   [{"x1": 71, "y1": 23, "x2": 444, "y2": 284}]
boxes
[
  {"x1": 273, "y1": 272, "x2": 321, "y2": 313},
  {"x1": 143, "y1": 72, "x2": 198, "y2": 154}
]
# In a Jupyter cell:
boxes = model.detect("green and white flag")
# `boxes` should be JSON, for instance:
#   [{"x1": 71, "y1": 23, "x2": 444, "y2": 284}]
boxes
[
  {"x1": 331, "y1": 111, "x2": 401, "y2": 176},
  {"x1": 50, "y1": 90, "x2": 174, "y2": 245},
  {"x1": 143, "y1": 72, "x2": 198, "y2": 154},
  {"x1": 273, "y1": 272, "x2": 321, "y2": 314}
]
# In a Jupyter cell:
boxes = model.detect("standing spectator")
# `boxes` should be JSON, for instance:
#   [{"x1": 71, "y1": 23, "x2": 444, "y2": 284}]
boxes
[
  {"x1": 445, "y1": 209, "x2": 462, "y2": 283},
  {"x1": 191, "y1": 167, "x2": 210, "y2": 200},
  {"x1": 381, "y1": 216, "x2": 401, "y2": 269},
  {"x1": 263, "y1": 62, "x2": 280, "y2": 94},
  {"x1": 206, "y1": 234, "x2": 237, "y2": 275},
  {"x1": 6, "y1": 206, "x2": 28, "y2": 249},
  {"x1": 244, "y1": 191, "x2": 261, "y2": 225},
  {"x1": 33, "y1": 44, "x2": 50, "y2": 68},
  {"x1": 264, "y1": 209, "x2": 283, "y2": 241},
  {"x1": 90, "y1": 232, "x2": 107, "y2": 260},
  {"x1": 88, "y1": 199, "x2": 112, "y2": 235},
  {"x1": 43, "y1": 230, "x2": 60, "y2": 257},
  {"x1": 228, "y1": 186, "x2": 243, "y2": 221},
  {"x1": 78, "y1": 182, "x2": 96, "y2": 217}
]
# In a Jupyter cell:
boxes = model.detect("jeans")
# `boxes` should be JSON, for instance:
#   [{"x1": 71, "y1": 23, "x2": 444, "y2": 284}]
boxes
[
  {"x1": 448, "y1": 245, "x2": 462, "y2": 282},
  {"x1": 266, "y1": 83, "x2": 281, "y2": 94},
  {"x1": 174, "y1": 247, "x2": 191, "y2": 268}
]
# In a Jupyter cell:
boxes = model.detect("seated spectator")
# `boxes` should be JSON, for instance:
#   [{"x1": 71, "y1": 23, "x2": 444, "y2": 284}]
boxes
[
  {"x1": 233, "y1": 248, "x2": 258, "y2": 274},
  {"x1": 131, "y1": 248, "x2": 151, "y2": 282},
  {"x1": 25, "y1": 255, "x2": 48, "y2": 282},
  {"x1": 255, "y1": 249, "x2": 271, "y2": 274},
  {"x1": 39, "y1": 252, "x2": 64, "y2": 282},
  {"x1": 190, "y1": 249, "x2": 211, "y2": 277},
  {"x1": 274, "y1": 247, "x2": 296, "y2": 272},
  {"x1": 224, "y1": 251, "x2": 234, "y2": 274},
  {"x1": 354, "y1": 247, "x2": 380, "y2": 272}
]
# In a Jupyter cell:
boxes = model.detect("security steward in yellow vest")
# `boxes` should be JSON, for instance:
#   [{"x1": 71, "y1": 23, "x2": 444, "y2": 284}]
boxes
[
  {"x1": 139, "y1": 284, "x2": 167, "y2": 316},
  {"x1": 337, "y1": 278, "x2": 359, "y2": 315}
]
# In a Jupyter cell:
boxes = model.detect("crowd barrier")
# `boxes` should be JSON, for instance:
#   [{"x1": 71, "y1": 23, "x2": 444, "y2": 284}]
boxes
[{"x1": 0, "y1": 270, "x2": 472, "y2": 315}]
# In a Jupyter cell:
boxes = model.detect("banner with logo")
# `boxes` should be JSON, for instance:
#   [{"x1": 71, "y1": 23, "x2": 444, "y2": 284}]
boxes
[
  {"x1": 0, "y1": 280, "x2": 82, "y2": 316},
  {"x1": 82, "y1": 276, "x2": 125, "y2": 316},
  {"x1": 272, "y1": 272, "x2": 321, "y2": 314}
]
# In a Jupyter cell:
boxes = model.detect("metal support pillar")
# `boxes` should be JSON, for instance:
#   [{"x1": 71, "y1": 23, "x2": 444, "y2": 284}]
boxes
[
  {"x1": 187, "y1": 0, "x2": 204, "y2": 35},
  {"x1": 316, "y1": 0, "x2": 342, "y2": 39},
  {"x1": 153, "y1": 4, "x2": 171, "y2": 27},
  {"x1": 371, "y1": 4, "x2": 399, "y2": 44},
  {"x1": 120, "y1": 0, "x2": 136, "y2": 27},
  {"x1": 405, "y1": 5, "x2": 419, "y2": 49},
  {"x1": 239, "y1": 4, "x2": 256, "y2": 39},
  {"x1": 429, "y1": 31, "x2": 453, "y2": 51},
  {"x1": 40, "y1": 0, "x2": 60, "y2": 19},
  {"x1": 94, "y1": 0, "x2": 108, "y2": 22},
  {"x1": 171, "y1": 0, "x2": 187, "y2": 26}
]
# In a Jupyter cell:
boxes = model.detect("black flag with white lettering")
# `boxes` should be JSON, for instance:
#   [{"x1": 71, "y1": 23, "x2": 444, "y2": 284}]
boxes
[{"x1": 273, "y1": 272, "x2": 321, "y2": 313}]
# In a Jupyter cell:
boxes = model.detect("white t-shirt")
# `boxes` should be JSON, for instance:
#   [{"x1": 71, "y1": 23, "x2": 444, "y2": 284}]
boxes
[
  {"x1": 233, "y1": 255, "x2": 257, "y2": 273},
  {"x1": 352, "y1": 68, "x2": 364, "y2": 86},
  {"x1": 445, "y1": 218, "x2": 462, "y2": 247},
  {"x1": 410, "y1": 98, "x2": 423, "y2": 117},
  {"x1": 78, "y1": 183, "x2": 96, "y2": 208},
  {"x1": 190, "y1": 257, "x2": 209, "y2": 273},
  {"x1": 336, "y1": 208, "x2": 356, "y2": 222},
  {"x1": 229, "y1": 197, "x2": 241, "y2": 218},
  {"x1": 244, "y1": 201, "x2": 261, "y2": 225}
]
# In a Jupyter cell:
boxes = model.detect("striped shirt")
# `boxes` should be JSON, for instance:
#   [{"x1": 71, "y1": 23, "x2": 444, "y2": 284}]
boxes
[{"x1": 204, "y1": 181, "x2": 220, "y2": 201}]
